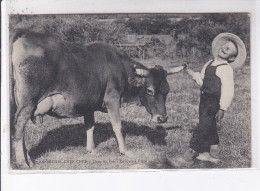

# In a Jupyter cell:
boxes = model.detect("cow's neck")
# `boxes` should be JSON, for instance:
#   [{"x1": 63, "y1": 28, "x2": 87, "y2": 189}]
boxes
[
  {"x1": 121, "y1": 86, "x2": 142, "y2": 104},
  {"x1": 121, "y1": 58, "x2": 147, "y2": 104}
]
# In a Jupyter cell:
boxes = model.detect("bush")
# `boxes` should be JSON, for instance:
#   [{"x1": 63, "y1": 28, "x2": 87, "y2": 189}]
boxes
[
  {"x1": 10, "y1": 15, "x2": 129, "y2": 45},
  {"x1": 174, "y1": 14, "x2": 250, "y2": 64},
  {"x1": 9, "y1": 14, "x2": 250, "y2": 63}
]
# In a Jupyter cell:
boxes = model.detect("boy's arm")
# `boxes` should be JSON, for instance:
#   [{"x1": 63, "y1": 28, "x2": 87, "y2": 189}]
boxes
[
  {"x1": 216, "y1": 65, "x2": 235, "y2": 111},
  {"x1": 184, "y1": 62, "x2": 210, "y2": 86}
]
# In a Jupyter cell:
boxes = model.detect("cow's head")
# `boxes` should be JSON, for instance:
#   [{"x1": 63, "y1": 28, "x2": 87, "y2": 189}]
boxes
[{"x1": 129, "y1": 65, "x2": 184, "y2": 124}]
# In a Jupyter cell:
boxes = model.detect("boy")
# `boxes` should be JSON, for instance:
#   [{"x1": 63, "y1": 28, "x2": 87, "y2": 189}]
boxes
[{"x1": 169, "y1": 33, "x2": 247, "y2": 167}]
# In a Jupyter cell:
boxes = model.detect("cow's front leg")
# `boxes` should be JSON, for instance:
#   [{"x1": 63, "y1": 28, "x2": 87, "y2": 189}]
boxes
[
  {"x1": 12, "y1": 104, "x2": 35, "y2": 169},
  {"x1": 84, "y1": 112, "x2": 95, "y2": 153},
  {"x1": 104, "y1": 92, "x2": 128, "y2": 155}
]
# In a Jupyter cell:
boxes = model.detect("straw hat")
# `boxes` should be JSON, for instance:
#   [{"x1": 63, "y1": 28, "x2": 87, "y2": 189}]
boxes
[{"x1": 212, "y1": 33, "x2": 247, "y2": 69}]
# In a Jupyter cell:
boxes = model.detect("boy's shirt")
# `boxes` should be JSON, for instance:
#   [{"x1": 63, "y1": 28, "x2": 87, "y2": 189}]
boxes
[{"x1": 191, "y1": 59, "x2": 234, "y2": 111}]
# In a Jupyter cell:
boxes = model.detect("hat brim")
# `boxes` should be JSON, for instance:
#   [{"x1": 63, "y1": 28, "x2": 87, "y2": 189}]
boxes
[{"x1": 212, "y1": 33, "x2": 247, "y2": 69}]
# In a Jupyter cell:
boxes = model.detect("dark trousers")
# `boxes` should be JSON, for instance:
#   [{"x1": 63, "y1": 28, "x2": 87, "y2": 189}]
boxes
[{"x1": 189, "y1": 92, "x2": 220, "y2": 153}]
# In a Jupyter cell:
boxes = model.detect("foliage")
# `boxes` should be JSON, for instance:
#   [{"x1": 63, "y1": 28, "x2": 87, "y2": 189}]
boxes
[
  {"x1": 10, "y1": 15, "x2": 129, "y2": 45},
  {"x1": 9, "y1": 13, "x2": 250, "y2": 63},
  {"x1": 125, "y1": 15, "x2": 173, "y2": 35},
  {"x1": 173, "y1": 14, "x2": 250, "y2": 63}
]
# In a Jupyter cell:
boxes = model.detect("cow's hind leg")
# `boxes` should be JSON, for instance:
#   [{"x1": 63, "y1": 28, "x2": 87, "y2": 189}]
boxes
[
  {"x1": 12, "y1": 104, "x2": 35, "y2": 169},
  {"x1": 84, "y1": 112, "x2": 95, "y2": 153}
]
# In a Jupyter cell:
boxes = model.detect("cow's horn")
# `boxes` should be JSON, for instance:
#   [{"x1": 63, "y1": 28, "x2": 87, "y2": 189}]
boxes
[
  {"x1": 167, "y1": 66, "x2": 185, "y2": 75},
  {"x1": 135, "y1": 68, "x2": 149, "y2": 76}
]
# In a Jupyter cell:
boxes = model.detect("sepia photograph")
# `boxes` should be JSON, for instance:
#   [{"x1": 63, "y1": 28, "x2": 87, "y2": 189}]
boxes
[{"x1": 8, "y1": 13, "x2": 251, "y2": 170}]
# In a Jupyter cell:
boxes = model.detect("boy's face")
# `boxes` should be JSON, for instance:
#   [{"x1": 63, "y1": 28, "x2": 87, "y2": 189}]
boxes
[{"x1": 218, "y1": 41, "x2": 238, "y2": 60}]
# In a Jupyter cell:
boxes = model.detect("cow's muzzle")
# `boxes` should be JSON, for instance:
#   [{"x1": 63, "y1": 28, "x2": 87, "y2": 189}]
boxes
[{"x1": 152, "y1": 114, "x2": 168, "y2": 124}]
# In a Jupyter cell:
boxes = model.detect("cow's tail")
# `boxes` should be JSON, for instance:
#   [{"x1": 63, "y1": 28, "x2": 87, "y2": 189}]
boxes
[{"x1": 9, "y1": 29, "x2": 26, "y2": 134}]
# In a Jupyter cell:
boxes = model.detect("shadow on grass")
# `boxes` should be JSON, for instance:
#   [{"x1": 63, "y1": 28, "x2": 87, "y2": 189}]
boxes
[
  {"x1": 29, "y1": 121, "x2": 178, "y2": 160},
  {"x1": 147, "y1": 158, "x2": 218, "y2": 169}
]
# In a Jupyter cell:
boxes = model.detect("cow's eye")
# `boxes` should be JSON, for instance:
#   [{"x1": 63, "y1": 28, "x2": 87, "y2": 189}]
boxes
[{"x1": 146, "y1": 88, "x2": 154, "y2": 96}]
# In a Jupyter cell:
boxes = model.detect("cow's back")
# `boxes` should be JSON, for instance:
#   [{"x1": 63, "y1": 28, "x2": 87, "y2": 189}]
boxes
[{"x1": 85, "y1": 42, "x2": 135, "y2": 94}]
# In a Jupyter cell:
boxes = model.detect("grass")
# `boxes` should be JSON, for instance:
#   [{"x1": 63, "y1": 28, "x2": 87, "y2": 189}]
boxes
[{"x1": 15, "y1": 58, "x2": 250, "y2": 170}]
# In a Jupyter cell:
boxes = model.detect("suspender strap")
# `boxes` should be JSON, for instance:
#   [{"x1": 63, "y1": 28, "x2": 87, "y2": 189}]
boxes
[
  {"x1": 209, "y1": 60, "x2": 228, "y2": 67},
  {"x1": 209, "y1": 60, "x2": 214, "y2": 66},
  {"x1": 216, "y1": 63, "x2": 228, "y2": 67}
]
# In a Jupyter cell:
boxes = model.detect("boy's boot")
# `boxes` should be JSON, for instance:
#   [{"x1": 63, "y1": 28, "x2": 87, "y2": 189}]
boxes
[
  {"x1": 196, "y1": 152, "x2": 220, "y2": 163},
  {"x1": 196, "y1": 145, "x2": 220, "y2": 164},
  {"x1": 209, "y1": 145, "x2": 220, "y2": 159}
]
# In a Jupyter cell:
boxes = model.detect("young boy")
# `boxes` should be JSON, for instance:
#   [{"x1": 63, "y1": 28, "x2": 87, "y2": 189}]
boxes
[{"x1": 169, "y1": 33, "x2": 247, "y2": 167}]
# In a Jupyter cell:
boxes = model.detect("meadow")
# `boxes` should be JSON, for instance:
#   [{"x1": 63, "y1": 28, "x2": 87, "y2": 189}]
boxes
[
  {"x1": 20, "y1": 58, "x2": 251, "y2": 170},
  {"x1": 10, "y1": 14, "x2": 251, "y2": 170}
]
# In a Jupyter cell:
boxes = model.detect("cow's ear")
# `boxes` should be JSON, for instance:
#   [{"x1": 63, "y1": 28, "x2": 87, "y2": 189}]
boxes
[
  {"x1": 128, "y1": 76, "x2": 145, "y2": 87},
  {"x1": 154, "y1": 65, "x2": 163, "y2": 70}
]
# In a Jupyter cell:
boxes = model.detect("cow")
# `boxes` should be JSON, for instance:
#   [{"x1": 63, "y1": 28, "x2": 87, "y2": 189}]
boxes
[{"x1": 9, "y1": 29, "x2": 184, "y2": 169}]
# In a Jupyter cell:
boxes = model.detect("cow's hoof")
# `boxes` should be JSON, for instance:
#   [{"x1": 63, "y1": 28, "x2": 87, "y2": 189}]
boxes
[
  {"x1": 27, "y1": 158, "x2": 34, "y2": 168},
  {"x1": 15, "y1": 162, "x2": 30, "y2": 170},
  {"x1": 13, "y1": 156, "x2": 31, "y2": 169},
  {"x1": 85, "y1": 149, "x2": 96, "y2": 154},
  {"x1": 26, "y1": 152, "x2": 34, "y2": 168}
]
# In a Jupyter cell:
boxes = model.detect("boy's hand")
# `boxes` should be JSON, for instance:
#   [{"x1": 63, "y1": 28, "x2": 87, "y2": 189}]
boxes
[
  {"x1": 216, "y1": 109, "x2": 225, "y2": 121},
  {"x1": 183, "y1": 63, "x2": 188, "y2": 70}
]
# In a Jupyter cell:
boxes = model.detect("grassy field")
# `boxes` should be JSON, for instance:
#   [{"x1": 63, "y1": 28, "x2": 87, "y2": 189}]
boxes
[{"x1": 15, "y1": 57, "x2": 251, "y2": 170}]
